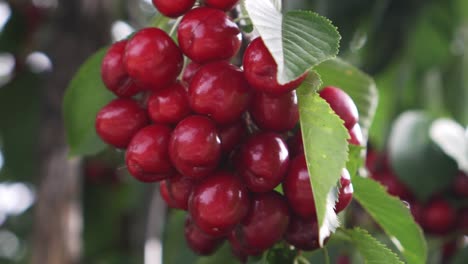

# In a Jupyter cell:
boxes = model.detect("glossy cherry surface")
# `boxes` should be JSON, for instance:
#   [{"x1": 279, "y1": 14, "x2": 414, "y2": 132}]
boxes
[
  {"x1": 182, "y1": 62, "x2": 201, "y2": 86},
  {"x1": 125, "y1": 28, "x2": 183, "y2": 89},
  {"x1": 160, "y1": 174, "x2": 193, "y2": 210},
  {"x1": 177, "y1": 7, "x2": 241, "y2": 63},
  {"x1": 237, "y1": 132, "x2": 289, "y2": 192},
  {"x1": 284, "y1": 216, "x2": 320, "y2": 251},
  {"x1": 126, "y1": 124, "x2": 174, "y2": 182},
  {"x1": 189, "y1": 171, "x2": 249, "y2": 237},
  {"x1": 189, "y1": 61, "x2": 251, "y2": 124},
  {"x1": 218, "y1": 120, "x2": 246, "y2": 154},
  {"x1": 169, "y1": 115, "x2": 221, "y2": 179},
  {"x1": 319, "y1": 86, "x2": 359, "y2": 130},
  {"x1": 422, "y1": 199, "x2": 456, "y2": 234},
  {"x1": 152, "y1": 0, "x2": 196, "y2": 18},
  {"x1": 204, "y1": 0, "x2": 239, "y2": 11},
  {"x1": 348, "y1": 123, "x2": 364, "y2": 146},
  {"x1": 335, "y1": 168, "x2": 353, "y2": 213},
  {"x1": 95, "y1": 98, "x2": 148, "y2": 148},
  {"x1": 147, "y1": 82, "x2": 191, "y2": 124},
  {"x1": 283, "y1": 154, "x2": 316, "y2": 219},
  {"x1": 250, "y1": 90, "x2": 298, "y2": 132},
  {"x1": 243, "y1": 38, "x2": 306, "y2": 95},
  {"x1": 101, "y1": 40, "x2": 141, "y2": 97},
  {"x1": 185, "y1": 216, "x2": 224, "y2": 255},
  {"x1": 234, "y1": 191, "x2": 290, "y2": 251}
]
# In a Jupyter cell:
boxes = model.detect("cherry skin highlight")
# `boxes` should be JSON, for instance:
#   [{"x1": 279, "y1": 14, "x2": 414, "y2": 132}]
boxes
[
  {"x1": 204, "y1": 0, "x2": 239, "y2": 11},
  {"x1": 177, "y1": 7, "x2": 241, "y2": 63},
  {"x1": 348, "y1": 123, "x2": 364, "y2": 146},
  {"x1": 95, "y1": 98, "x2": 148, "y2": 148},
  {"x1": 125, "y1": 124, "x2": 174, "y2": 182},
  {"x1": 189, "y1": 61, "x2": 251, "y2": 125},
  {"x1": 185, "y1": 216, "x2": 224, "y2": 255},
  {"x1": 189, "y1": 171, "x2": 250, "y2": 237},
  {"x1": 125, "y1": 28, "x2": 183, "y2": 89},
  {"x1": 152, "y1": 0, "x2": 196, "y2": 18},
  {"x1": 147, "y1": 82, "x2": 191, "y2": 124},
  {"x1": 335, "y1": 168, "x2": 354, "y2": 213},
  {"x1": 319, "y1": 86, "x2": 359, "y2": 130}
]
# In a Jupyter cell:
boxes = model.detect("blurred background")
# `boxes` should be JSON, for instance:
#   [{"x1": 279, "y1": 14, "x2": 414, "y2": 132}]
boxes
[{"x1": 0, "y1": 0, "x2": 466, "y2": 263}]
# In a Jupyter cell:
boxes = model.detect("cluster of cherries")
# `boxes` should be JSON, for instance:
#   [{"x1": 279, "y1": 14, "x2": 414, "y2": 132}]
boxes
[{"x1": 94, "y1": 0, "x2": 362, "y2": 261}]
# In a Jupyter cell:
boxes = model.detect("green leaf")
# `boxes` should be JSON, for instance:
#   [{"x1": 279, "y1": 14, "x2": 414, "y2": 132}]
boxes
[
  {"x1": 315, "y1": 58, "x2": 378, "y2": 140},
  {"x1": 244, "y1": 0, "x2": 340, "y2": 84},
  {"x1": 63, "y1": 48, "x2": 115, "y2": 156},
  {"x1": 388, "y1": 111, "x2": 458, "y2": 200},
  {"x1": 352, "y1": 176, "x2": 427, "y2": 264},
  {"x1": 340, "y1": 228, "x2": 403, "y2": 264},
  {"x1": 297, "y1": 72, "x2": 349, "y2": 245}
]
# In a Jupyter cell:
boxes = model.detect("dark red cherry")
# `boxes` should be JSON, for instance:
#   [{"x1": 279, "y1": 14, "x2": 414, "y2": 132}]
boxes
[
  {"x1": 126, "y1": 124, "x2": 174, "y2": 182},
  {"x1": 335, "y1": 169, "x2": 353, "y2": 213},
  {"x1": 169, "y1": 115, "x2": 222, "y2": 179},
  {"x1": 147, "y1": 82, "x2": 191, "y2": 124},
  {"x1": 409, "y1": 201, "x2": 424, "y2": 225},
  {"x1": 185, "y1": 216, "x2": 224, "y2": 255},
  {"x1": 189, "y1": 171, "x2": 249, "y2": 237},
  {"x1": 125, "y1": 28, "x2": 183, "y2": 89},
  {"x1": 159, "y1": 181, "x2": 176, "y2": 207},
  {"x1": 228, "y1": 230, "x2": 263, "y2": 261},
  {"x1": 177, "y1": 7, "x2": 241, "y2": 63},
  {"x1": 243, "y1": 38, "x2": 307, "y2": 95},
  {"x1": 101, "y1": 40, "x2": 141, "y2": 97},
  {"x1": 457, "y1": 207, "x2": 468, "y2": 234},
  {"x1": 189, "y1": 61, "x2": 251, "y2": 124},
  {"x1": 319, "y1": 86, "x2": 359, "y2": 130},
  {"x1": 152, "y1": 0, "x2": 196, "y2": 18},
  {"x1": 250, "y1": 90, "x2": 299, "y2": 132},
  {"x1": 237, "y1": 132, "x2": 289, "y2": 192},
  {"x1": 95, "y1": 98, "x2": 148, "y2": 148},
  {"x1": 374, "y1": 171, "x2": 412, "y2": 201},
  {"x1": 422, "y1": 199, "x2": 456, "y2": 235},
  {"x1": 283, "y1": 154, "x2": 316, "y2": 219},
  {"x1": 204, "y1": 0, "x2": 239, "y2": 11},
  {"x1": 182, "y1": 62, "x2": 201, "y2": 86},
  {"x1": 284, "y1": 216, "x2": 320, "y2": 251},
  {"x1": 453, "y1": 172, "x2": 468, "y2": 198},
  {"x1": 160, "y1": 174, "x2": 193, "y2": 210},
  {"x1": 219, "y1": 120, "x2": 246, "y2": 154},
  {"x1": 234, "y1": 191, "x2": 290, "y2": 252},
  {"x1": 348, "y1": 123, "x2": 364, "y2": 146},
  {"x1": 288, "y1": 130, "x2": 304, "y2": 157}
]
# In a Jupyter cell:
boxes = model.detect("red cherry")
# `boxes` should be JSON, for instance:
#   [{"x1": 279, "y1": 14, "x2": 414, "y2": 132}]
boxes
[
  {"x1": 147, "y1": 82, "x2": 191, "y2": 124},
  {"x1": 234, "y1": 191, "x2": 290, "y2": 252},
  {"x1": 218, "y1": 120, "x2": 247, "y2": 154},
  {"x1": 288, "y1": 130, "x2": 304, "y2": 157},
  {"x1": 126, "y1": 124, "x2": 174, "y2": 182},
  {"x1": 152, "y1": 0, "x2": 196, "y2": 18},
  {"x1": 204, "y1": 0, "x2": 239, "y2": 11},
  {"x1": 169, "y1": 116, "x2": 222, "y2": 179},
  {"x1": 348, "y1": 123, "x2": 364, "y2": 146},
  {"x1": 182, "y1": 62, "x2": 201, "y2": 86},
  {"x1": 374, "y1": 171, "x2": 412, "y2": 201},
  {"x1": 283, "y1": 154, "x2": 316, "y2": 219},
  {"x1": 125, "y1": 28, "x2": 183, "y2": 89},
  {"x1": 159, "y1": 181, "x2": 176, "y2": 207},
  {"x1": 249, "y1": 90, "x2": 299, "y2": 132},
  {"x1": 365, "y1": 148, "x2": 379, "y2": 174},
  {"x1": 409, "y1": 201, "x2": 424, "y2": 226},
  {"x1": 189, "y1": 61, "x2": 251, "y2": 124},
  {"x1": 335, "y1": 169, "x2": 354, "y2": 213},
  {"x1": 189, "y1": 171, "x2": 250, "y2": 237},
  {"x1": 177, "y1": 7, "x2": 241, "y2": 63},
  {"x1": 160, "y1": 174, "x2": 193, "y2": 210},
  {"x1": 422, "y1": 199, "x2": 456, "y2": 235},
  {"x1": 95, "y1": 98, "x2": 148, "y2": 148},
  {"x1": 101, "y1": 40, "x2": 141, "y2": 97},
  {"x1": 284, "y1": 216, "x2": 321, "y2": 251},
  {"x1": 319, "y1": 86, "x2": 359, "y2": 130},
  {"x1": 228, "y1": 230, "x2": 262, "y2": 261},
  {"x1": 243, "y1": 38, "x2": 307, "y2": 95},
  {"x1": 457, "y1": 207, "x2": 468, "y2": 234},
  {"x1": 237, "y1": 132, "x2": 290, "y2": 193},
  {"x1": 453, "y1": 172, "x2": 468, "y2": 198},
  {"x1": 185, "y1": 216, "x2": 224, "y2": 255}
]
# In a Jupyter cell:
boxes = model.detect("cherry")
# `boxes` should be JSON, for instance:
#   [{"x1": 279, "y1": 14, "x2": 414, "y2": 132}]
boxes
[
  {"x1": 249, "y1": 90, "x2": 299, "y2": 132},
  {"x1": 185, "y1": 216, "x2": 224, "y2": 255},
  {"x1": 374, "y1": 171, "x2": 412, "y2": 201},
  {"x1": 101, "y1": 40, "x2": 141, "y2": 97},
  {"x1": 453, "y1": 172, "x2": 468, "y2": 198},
  {"x1": 147, "y1": 82, "x2": 191, "y2": 124},
  {"x1": 283, "y1": 154, "x2": 316, "y2": 219},
  {"x1": 125, "y1": 28, "x2": 183, "y2": 89},
  {"x1": 348, "y1": 123, "x2": 364, "y2": 146},
  {"x1": 233, "y1": 191, "x2": 290, "y2": 252},
  {"x1": 335, "y1": 168, "x2": 354, "y2": 213},
  {"x1": 189, "y1": 171, "x2": 249, "y2": 237},
  {"x1": 181, "y1": 62, "x2": 201, "y2": 86},
  {"x1": 284, "y1": 216, "x2": 320, "y2": 251},
  {"x1": 169, "y1": 115, "x2": 221, "y2": 179},
  {"x1": 409, "y1": 201, "x2": 424, "y2": 226},
  {"x1": 152, "y1": 0, "x2": 196, "y2": 18},
  {"x1": 457, "y1": 207, "x2": 468, "y2": 234},
  {"x1": 204, "y1": 0, "x2": 239, "y2": 11},
  {"x1": 319, "y1": 86, "x2": 359, "y2": 130},
  {"x1": 228, "y1": 230, "x2": 263, "y2": 261},
  {"x1": 243, "y1": 38, "x2": 307, "y2": 95},
  {"x1": 218, "y1": 120, "x2": 247, "y2": 154},
  {"x1": 422, "y1": 199, "x2": 456, "y2": 235},
  {"x1": 126, "y1": 124, "x2": 174, "y2": 182},
  {"x1": 95, "y1": 98, "x2": 148, "y2": 148},
  {"x1": 160, "y1": 174, "x2": 193, "y2": 210},
  {"x1": 159, "y1": 181, "x2": 177, "y2": 208},
  {"x1": 288, "y1": 130, "x2": 304, "y2": 157},
  {"x1": 177, "y1": 7, "x2": 241, "y2": 63},
  {"x1": 237, "y1": 132, "x2": 289, "y2": 192},
  {"x1": 189, "y1": 61, "x2": 251, "y2": 124}
]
